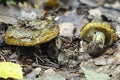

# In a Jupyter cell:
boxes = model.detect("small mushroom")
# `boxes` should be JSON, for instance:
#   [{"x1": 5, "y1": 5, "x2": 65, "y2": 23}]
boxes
[
  {"x1": 5, "y1": 19, "x2": 59, "y2": 46},
  {"x1": 80, "y1": 22, "x2": 116, "y2": 57}
]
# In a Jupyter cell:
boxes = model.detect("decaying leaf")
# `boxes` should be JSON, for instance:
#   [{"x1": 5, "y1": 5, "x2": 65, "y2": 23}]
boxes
[
  {"x1": 25, "y1": 67, "x2": 42, "y2": 80},
  {"x1": 40, "y1": 68, "x2": 65, "y2": 80},
  {"x1": 0, "y1": 62, "x2": 23, "y2": 79},
  {"x1": 59, "y1": 22, "x2": 75, "y2": 38},
  {"x1": 0, "y1": 15, "x2": 17, "y2": 25},
  {"x1": 81, "y1": 66, "x2": 110, "y2": 80},
  {"x1": 57, "y1": 10, "x2": 86, "y2": 38},
  {"x1": 79, "y1": 0, "x2": 104, "y2": 7}
]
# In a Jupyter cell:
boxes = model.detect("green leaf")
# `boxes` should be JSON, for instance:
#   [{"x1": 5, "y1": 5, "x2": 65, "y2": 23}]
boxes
[
  {"x1": 0, "y1": 62, "x2": 23, "y2": 79},
  {"x1": 81, "y1": 66, "x2": 110, "y2": 80}
]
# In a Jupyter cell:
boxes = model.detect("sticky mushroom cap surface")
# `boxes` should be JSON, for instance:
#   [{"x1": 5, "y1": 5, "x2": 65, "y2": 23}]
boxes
[{"x1": 5, "y1": 20, "x2": 59, "y2": 46}]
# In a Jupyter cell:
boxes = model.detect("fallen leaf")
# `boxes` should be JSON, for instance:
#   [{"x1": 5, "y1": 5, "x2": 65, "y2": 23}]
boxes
[
  {"x1": 0, "y1": 15, "x2": 17, "y2": 25},
  {"x1": 81, "y1": 66, "x2": 110, "y2": 80},
  {"x1": 0, "y1": 62, "x2": 23, "y2": 79},
  {"x1": 57, "y1": 10, "x2": 86, "y2": 38}
]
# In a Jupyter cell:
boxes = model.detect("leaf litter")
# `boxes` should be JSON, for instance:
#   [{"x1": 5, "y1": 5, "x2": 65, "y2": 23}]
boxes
[{"x1": 0, "y1": 0, "x2": 120, "y2": 80}]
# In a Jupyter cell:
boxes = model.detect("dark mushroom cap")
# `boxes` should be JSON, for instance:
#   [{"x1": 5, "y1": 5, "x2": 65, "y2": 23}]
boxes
[
  {"x1": 80, "y1": 22, "x2": 116, "y2": 46},
  {"x1": 5, "y1": 19, "x2": 59, "y2": 46}
]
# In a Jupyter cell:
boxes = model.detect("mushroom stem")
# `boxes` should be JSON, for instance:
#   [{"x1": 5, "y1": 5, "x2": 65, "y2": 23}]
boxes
[
  {"x1": 92, "y1": 31, "x2": 105, "y2": 49},
  {"x1": 86, "y1": 31, "x2": 106, "y2": 57}
]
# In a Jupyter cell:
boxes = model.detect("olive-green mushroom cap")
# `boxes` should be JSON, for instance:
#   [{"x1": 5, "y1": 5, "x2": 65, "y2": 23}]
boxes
[
  {"x1": 80, "y1": 22, "x2": 116, "y2": 46},
  {"x1": 5, "y1": 20, "x2": 59, "y2": 46}
]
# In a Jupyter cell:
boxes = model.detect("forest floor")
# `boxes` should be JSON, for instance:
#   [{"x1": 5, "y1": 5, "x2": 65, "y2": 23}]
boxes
[{"x1": 0, "y1": 0, "x2": 120, "y2": 80}]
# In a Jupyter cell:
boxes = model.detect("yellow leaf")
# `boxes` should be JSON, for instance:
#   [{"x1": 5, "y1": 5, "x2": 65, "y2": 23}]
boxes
[{"x1": 0, "y1": 62, "x2": 23, "y2": 79}]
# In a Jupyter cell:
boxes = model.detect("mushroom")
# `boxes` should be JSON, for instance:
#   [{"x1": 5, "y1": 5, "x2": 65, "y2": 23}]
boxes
[
  {"x1": 80, "y1": 22, "x2": 116, "y2": 57},
  {"x1": 5, "y1": 19, "x2": 59, "y2": 46}
]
